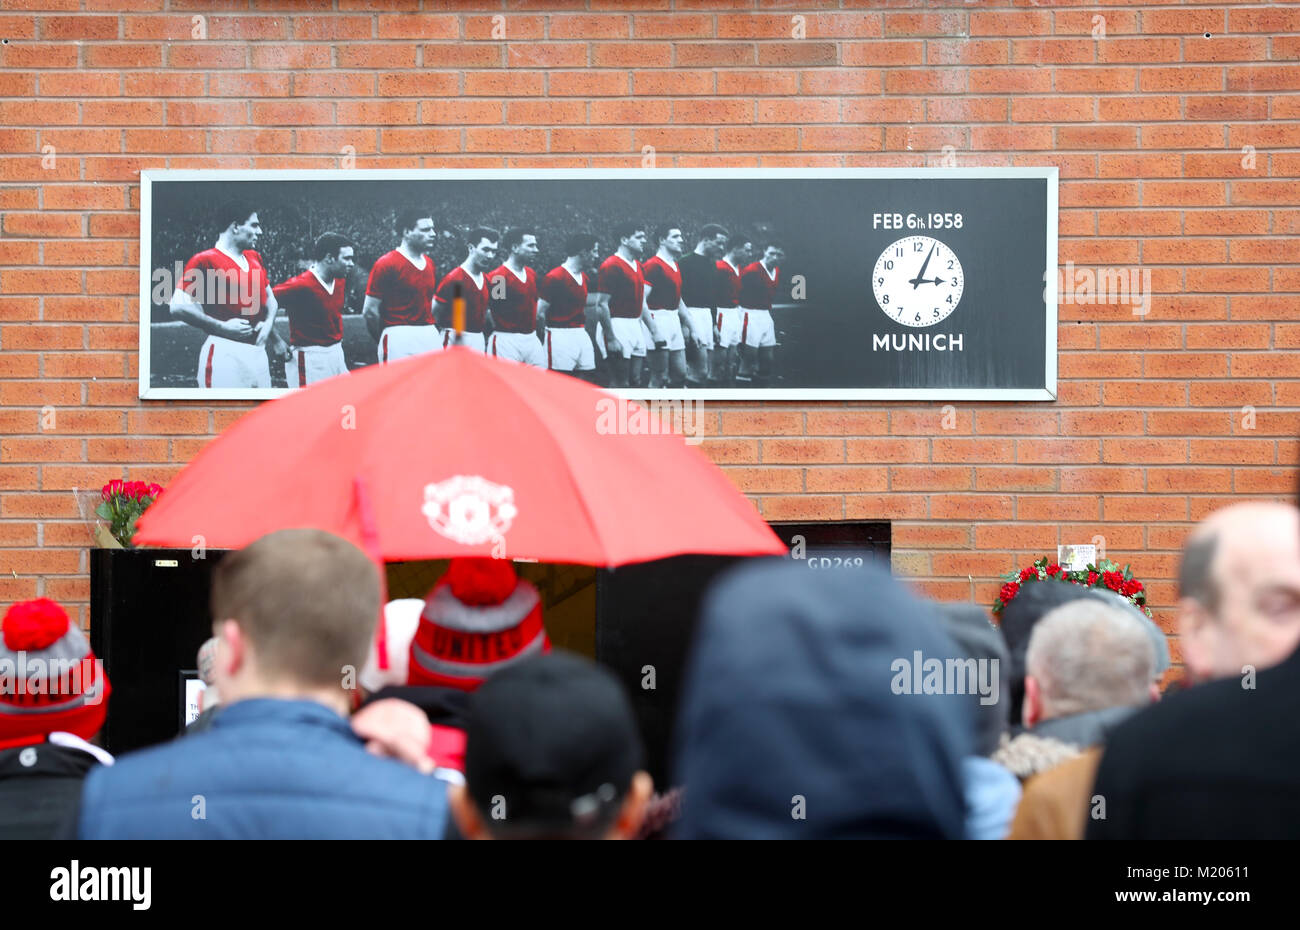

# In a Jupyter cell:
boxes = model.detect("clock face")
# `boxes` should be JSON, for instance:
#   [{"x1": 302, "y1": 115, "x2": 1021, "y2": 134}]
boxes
[{"x1": 872, "y1": 236, "x2": 965, "y2": 328}]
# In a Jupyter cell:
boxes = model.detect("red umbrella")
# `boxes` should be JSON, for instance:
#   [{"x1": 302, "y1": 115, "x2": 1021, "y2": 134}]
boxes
[{"x1": 135, "y1": 347, "x2": 784, "y2": 566}]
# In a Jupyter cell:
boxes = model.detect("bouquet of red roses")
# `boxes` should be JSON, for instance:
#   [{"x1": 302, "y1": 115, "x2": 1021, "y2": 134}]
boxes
[
  {"x1": 993, "y1": 556, "x2": 1150, "y2": 619},
  {"x1": 94, "y1": 480, "x2": 164, "y2": 548}
]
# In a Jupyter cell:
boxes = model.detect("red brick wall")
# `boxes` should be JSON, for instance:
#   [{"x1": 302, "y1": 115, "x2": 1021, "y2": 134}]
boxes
[{"x1": 1, "y1": 2, "x2": 1297, "y2": 677}]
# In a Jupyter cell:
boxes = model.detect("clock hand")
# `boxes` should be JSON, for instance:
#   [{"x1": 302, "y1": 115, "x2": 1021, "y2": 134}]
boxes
[{"x1": 908, "y1": 243, "x2": 937, "y2": 289}]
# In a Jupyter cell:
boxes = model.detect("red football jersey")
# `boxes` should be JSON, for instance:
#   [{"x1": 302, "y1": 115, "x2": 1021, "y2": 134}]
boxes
[
  {"x1": 272, "y1": 270, "x2": 346, "y2": 347},
  {"x1": 486, "y1": 264, "x2": 538, "y2": 334},
  {"x1": 739, "y1": 261, "x2": 779, "y2": 311},
  {"x1": 596, "y1": 255, "x2": 644, "y2": 320},
  {"x1": 434, "y1": 266, "x2": 491, "y2": 333},
  {"x1": 539, "y1": 266, "x2": 588, "y2": 328},
  {"x1": 642, "y1": 255, "x2": 682, "y2": 311},
  {"x1": 182, "y1": 248, "x2": 268, "y2": 324},
  {"x1": 716, "y1": 258, "x2": 742, "y2": 309},
  {"x1": 365, "y1": 249, "x2": 438, "y2": 327}
]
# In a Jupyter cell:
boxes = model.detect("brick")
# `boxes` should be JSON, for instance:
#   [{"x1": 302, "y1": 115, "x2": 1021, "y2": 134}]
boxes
[
  {"x1": 930, "y1": 494, "x2": 1013, "y2": 521},
  {"x1": 805, "y1": 411, "x2": 888, "y2": 435},
  {"x1": 761, "y1": 439, "x2": 843, "y2": 464},
  {"x1": 1234, "y1": 469, "x2": 1299, "y2": 494},
  {"x1": 699, "y1": 438, "x2": 758, "y2": 464},
  {"x1": 845, "y1": 493, "x2": 928, "y2": 520},
  {"x1": 932, "y1": 438, "x2": 1006, "y2": 463},
  {"x1": 721, "y1": 467, "x2": 802, "y2": 494},
  {"x1": 761, "y1": 495, "x2": 842, "y2": 521},
  {"x1": 805, "y1": 466, "x2": 888, "y2": 493},
  {"x1": 974, "y1": 467, "x2": 1057, "y2": 492},
  {"x1": 1017, "y1": 439, "x2": 1101, "y2": 464},
  {"x1": 1017, "y1": 496, "x2": 1099, "y2": 522},
  {"x1": 674, "y1": 43, "x2": 751, "y2": 67},
  {"x1": 1102, "y1": 496, "x2": 1188, "y2": 522},
  {"x1": 670, "y1": 100, "x2": 748, "y2": 124},
  {"x1": 549, "y1": 15, "x2": 629, "y2": 40},
  {"x1": 716, "y1": 71, "x2": 797, "y2": 96},
  {"x1": 374, "y1": 73, "x2": 458, "y2": 98},
  {"x1": 892, "y1": 524, "x2": 971, "y2": 549},
  {"x1": 846, "y1": 438, "x2": 928, "y2": 464},
  {"x1": 889, "y1": 466, "x2": 972, "y2": 491},
  {"x1": 1189, "y1": 439, "x2": 1274, "y2": 465}
]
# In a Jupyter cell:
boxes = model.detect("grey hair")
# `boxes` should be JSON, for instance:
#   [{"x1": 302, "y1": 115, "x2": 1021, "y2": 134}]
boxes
[{"x1": 1025, "y1": 600, "x2": 1155, "y2": 718}]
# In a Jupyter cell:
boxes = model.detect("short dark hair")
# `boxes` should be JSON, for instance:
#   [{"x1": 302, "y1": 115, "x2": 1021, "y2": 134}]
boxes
[
  {"x1": 395, "y1": 208, "x2": 434, "y2": 237},
  {"x1": 564, "y1": 232, "x2": 597, "y2": 256},
  {"x1": 466, "y1": 226, "x2": 500, "y2": 249},
  {"x1": 653, "y1": 224, "x2": 681, "y2": 245},
  {"x1": 313, "y1": 232, "x2": 352, "y2": 262},
  {"x1": 217, "y1": 200, "x2": 257, "y2": 232},
  {"x1": 1178, "y1": 533, "x2": 1220, "y2": 614},
  {"x1": 611, "y1": 221, "x2": 645, "y2": 244},
  {"x1": 211, "y1": 529, "x2": 380, "y2": 690},
  {"x1": 759, "y1": 240, "x2": 784, "y2": 255},
  {"x1": 697, "y1": 224, "x2": 729, "y2": 243},
  {"x1": 726, "y1": 233, "x2": 753, "y2": 253},
  {"x1": 500, "y1": 227, "x2": 535, "y2": 253}
]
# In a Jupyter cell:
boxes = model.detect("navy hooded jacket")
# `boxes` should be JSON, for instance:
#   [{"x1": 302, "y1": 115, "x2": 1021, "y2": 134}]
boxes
[{"x1": 672, "y1": 559, "x2": 973, "y2": 839}]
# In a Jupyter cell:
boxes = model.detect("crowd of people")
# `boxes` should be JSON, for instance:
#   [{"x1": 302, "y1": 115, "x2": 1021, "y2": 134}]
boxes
[{"x1": 2, "y1": 497, "x2": 1298, "y2": 839}]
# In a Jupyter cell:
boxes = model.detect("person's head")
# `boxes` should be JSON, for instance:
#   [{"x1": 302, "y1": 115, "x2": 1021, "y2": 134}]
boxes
[
  {"x1": 217, "y1": 201, "x2": 260, "y2": 250},
  {"x1": 935, "y1": 603, "x2": 1009, "y2": 757},
  {"x1": 464, "y1": 226, "x2": 500, "y2": 273},
  {"x1": 395, "y1": 208, "x2": 435, "y2": 253},
  {"x1": 695, "y1": 224, "x2": 729, "y2": 258},
  {"x1": 654, "y1": 225, "x2": 684, "y2": 257},
  {"x1": 500, "y1": 227, "x2": 538, "y2": 265},
  {"x1": 209, "y1": 529, "x2": 380, "y2": 707},
  {"x1": 759, "y1": 241, "x2": 784, "y2": 267},
  {"x1": 1022, "y1": 600, "x2": 1155, "y2": 729},
  {"x1": 313, "y1": 232, "x2": 355, "y2": 279},
  {"x1": 673, "y1": 560, "x2": 972, "y2": 839},
  {"x1": 564, "y1": 233, "x2": 599, "y2": 269},
  {"x1": 0, "y1": 598, "x2": 111, "y2": 750},
  {"x1": 449, "y1": 651, "x2": 652, "y2": 840},
  {"x1": 1177, "y1": 502, "x2": 1300, "y2": 682},
  {"x1": 724, "y1": 234, "x2": 752, "y2": 263},
  {"x1": 407, "y1": 558, "x2": 549, "y2": 691},
  {"x1": 612, "y1": 222, "x2": 647, "y2": 257}
]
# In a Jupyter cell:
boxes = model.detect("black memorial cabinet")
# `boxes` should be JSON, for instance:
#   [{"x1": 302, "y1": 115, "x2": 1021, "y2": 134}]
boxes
[{"x1": 89, "y1": 547, "x2": 229, "y2": 754}]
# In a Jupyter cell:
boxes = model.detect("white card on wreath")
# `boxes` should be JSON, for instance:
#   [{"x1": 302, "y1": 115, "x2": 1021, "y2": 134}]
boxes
[{"x1": 1058, "y1": 545, "x2": 1096, "y2": 572}]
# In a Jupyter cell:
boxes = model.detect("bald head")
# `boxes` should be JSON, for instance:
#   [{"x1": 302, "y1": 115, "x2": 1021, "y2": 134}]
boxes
[{"x1": 1178, "y1": 502, "x2": 1300, "y2": 682}]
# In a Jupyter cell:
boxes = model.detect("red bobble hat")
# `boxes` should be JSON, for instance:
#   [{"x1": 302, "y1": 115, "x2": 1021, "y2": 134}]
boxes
[
  {"x1": 0, "y1": 598, "x2": 111, "y2": 750},
  {"x1": 408, "y1": 558, "x2": 549, "y2": 692}
]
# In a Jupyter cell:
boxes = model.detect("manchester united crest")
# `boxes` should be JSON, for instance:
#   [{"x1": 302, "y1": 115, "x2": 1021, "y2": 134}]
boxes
[{"x1": 422, "y1": 476, "x2": 517, "y2": 546}]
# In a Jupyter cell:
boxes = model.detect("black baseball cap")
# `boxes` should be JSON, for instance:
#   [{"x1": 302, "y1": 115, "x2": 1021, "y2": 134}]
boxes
[{"x1": 463, "y1": 651, "x2": 644, "y2": 838}]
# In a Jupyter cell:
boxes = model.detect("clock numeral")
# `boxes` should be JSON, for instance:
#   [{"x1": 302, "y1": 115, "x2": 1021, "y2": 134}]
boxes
[
  {"x1": 913, "y1": 241, "x2": 924, "y2": 252},
  {"x1": 884, "y1": 260, "x2": 894, "y2": 270},
  {"x1": 951, "y1": 277, "x2": 958, "y2": 286},
  {"x1": 881, "y1": 294, "x2": 889, "y2": 305},
  {"x1": 947, "y1": 260, "x2": 953, "y2": 269}
]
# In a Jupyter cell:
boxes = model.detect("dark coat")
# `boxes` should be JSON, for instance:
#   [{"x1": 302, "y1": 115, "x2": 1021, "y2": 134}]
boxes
[
  {"x1": 672, "y1": 559, "x2": 973, "y2": 840},
  {"x1": 0, "y1": 737, "x2": 107, "y2": 840},
  {"x1": 76, "y1": 698, "x2": 449, "y2": 840},
  {"x1": 1087, "y1": 645, "x2": 1300, "y2": 839}
]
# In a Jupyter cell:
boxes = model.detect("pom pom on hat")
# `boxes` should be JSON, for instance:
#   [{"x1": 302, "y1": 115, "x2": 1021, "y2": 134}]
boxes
[
  {"x1": 2, "y1": 598, "x2": 71, "y2": 651},
  {"x1": 444, "y1": 557, "x2": 518, "y2": 606}
]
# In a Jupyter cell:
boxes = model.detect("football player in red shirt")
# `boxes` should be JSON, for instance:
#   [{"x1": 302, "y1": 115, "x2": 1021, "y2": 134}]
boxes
[
  {"x1": 642, "y1": 225, "x2": 708, "y2": 390},
  {"x1": 434, "y1": 227, "x2": 498, "y2": 352},
  {"x1": 538, "y1": 233, "x2": 610, "y2": 385},
  {"x1": 272, "y1": 232, "x2": 354, "y2": 388},
  {"x1": 595, "y1": 222, "x2": 651, "y2": 389},
  {"x1": 169, "y1": 200, "x2": 284, "y2": 390},
  {"x1": 737, "y1": 240, "x2": 785, "y2": 386},
  {"x1": 485, "y1": 228, "x2": 545, "y2": 367},
  {"x1": 363, "y1": 208, "x2": 440, "y2": 364},
  {"x1": 715, "y1": 234, "x2": 752, "y2": 386}
]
